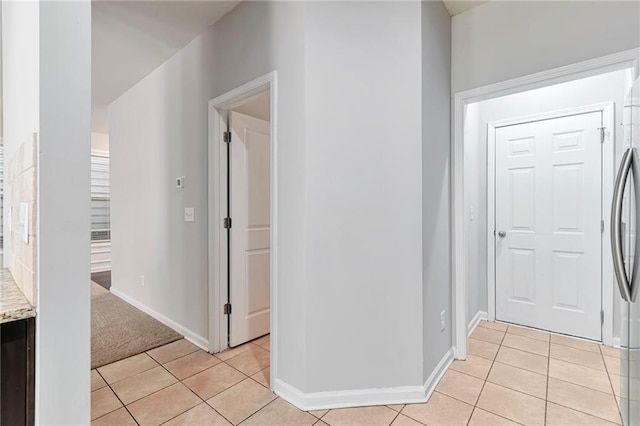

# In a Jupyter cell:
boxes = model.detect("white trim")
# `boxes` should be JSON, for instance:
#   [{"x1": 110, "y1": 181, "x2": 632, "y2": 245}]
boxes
[
  {"x1": 208, "y1": 72, "x2": 278, "y2": 389},
  {"x1": 613, "y1": 337, "x2": 621, "y2": 348},
  {"x1": 487, "y1": 120, "x2": 497, "y2": 323},
  {"x1": 273, "y1": 349, "x2": 453, "y2": 411},
  {"x1": 486, "y1": 103, "x2": 615, "y2": 345},
  {"x1": 452, "y1": 48, "x2": 640, "y2": 360},
  {"x1": 90, "y1": 149, "x2": 109, "y2": 158},
  {"x1": 467, "y1": 311, "x2": 488, "y2": 336},
  {"x1": 422, "y1": 348, "x2": 454, "y2": 403},
  {"x1": 109, "y1": 287, "x2": 209, "y2": 350}
]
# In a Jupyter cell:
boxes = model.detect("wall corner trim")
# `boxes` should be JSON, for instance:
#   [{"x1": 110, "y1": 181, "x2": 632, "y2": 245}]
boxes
[
  {"x1": 467, "y1": 311, "x2": 488, "y2": 336},
  {"x1": 109, "y1": 287, "x2": 209, "y2": 351},
  {"x1": 273, "y1": 349, "x2": 454, "y2": 411},
  {"x1": 422, "y1": 348, "x2": 454, "y2": 402}
]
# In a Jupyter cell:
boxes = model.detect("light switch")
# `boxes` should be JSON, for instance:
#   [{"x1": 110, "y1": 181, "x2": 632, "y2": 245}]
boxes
[{"x1": 184, "y1": 207, "x2": 195, "y2": 222}]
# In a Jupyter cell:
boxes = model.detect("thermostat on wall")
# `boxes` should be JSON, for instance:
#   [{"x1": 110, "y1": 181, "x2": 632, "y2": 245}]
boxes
[{"x1": 177, "y1": 176, "x2": 186, "y2": 189}]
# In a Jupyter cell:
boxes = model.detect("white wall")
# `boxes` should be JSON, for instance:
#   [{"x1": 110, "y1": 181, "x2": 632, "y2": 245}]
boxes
[
  {"x1": 2, "y1": 1, "x2": 39, "y2": 271},
  {"x1": 303, "y1": 1, "x2": 424, "y2": 391},
  {"x1": 110, "y1": 0, "x2": 309, "y2": 387},
  {"x1": 464, "y1": 69, "x2": 633, "y2": 341},
  {"x1": 2, "y1": 1, "x2": 91, "y2": 423},
  {"x1": 1, "y1": 1, "x2": 38, "y2": 163},
  {"x1": 421, "y1": 0, "x2": 453, "y2": 380},
  {"x1": 452, "y1": 1, "x2": 640, "y2": 93},
  {"x1": 38, "y1": 2, "x2": 92, "y2": 423},
  {"x1": 110, "y1": 0, "x2": 438, "y2": 401}
]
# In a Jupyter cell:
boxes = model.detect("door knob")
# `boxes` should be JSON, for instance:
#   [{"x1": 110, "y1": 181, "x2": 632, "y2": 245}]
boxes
[{"x1": 498, "y1": 231, "x2": 507, "y2": 238}]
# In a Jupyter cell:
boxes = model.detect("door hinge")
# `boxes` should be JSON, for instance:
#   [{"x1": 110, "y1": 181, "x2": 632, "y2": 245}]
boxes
[
  {"x1": 601, "y1": 220, "x2": 605, "y2": 233},
  {"x1": 224, "y1": 217, "x2": 232, "y2": 229},
  {"x1": 224, "y1": 303, "x2": 232, "y2": 315},
  {"x1": 224, "y1": 131, "x2": 232, "y2": 143},
  {"x1": 601, "y1": 310, "x2": 605, "y2": 324},
  {"x1": 599, "y1": 127, "x2": 606, "y2": 143}
]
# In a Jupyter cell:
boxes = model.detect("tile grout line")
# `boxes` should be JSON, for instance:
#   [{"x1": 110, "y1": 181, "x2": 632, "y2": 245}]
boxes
[
  {"x1": 600, "y1": 344, "x2": 624, "y2": 424},
  {"x1": 197, "y1": 358, "x2": 275, "y2": 425},
  {"x1": 153, "y1": 341, "x2": 272, "y2": 425},
  {"x1": 544, "y1": 331, "x2": 550, "y2": 425},
  {"x1": 93, "y1": 368, "x2": 141, "y2": 425},
  {"x1": 149, "y1": 358, "x2": 213, "y2": 425},
  {"x1": 387, "y1": 405, "x2": 404, "y2": 426},
  {"x1": 96, "y1": 327, "x2": 620, "y2": 425},
  {"x1": 477, "y1": 333, "x2": 610, "y2": 374},
  {"x1": 146, "y1": 339, "x2": 200, "y2": 364},
  {"x1": 465, "y1": 326, "x2": 507, "y2": 425},
  {"x1": 546, "y1": 400, "x2": 625, "y2": 425},
  {"x1": 207, "y1": 389, "x2": 277, "y2": 426},
  {"x1": 159, "y1": 340, "x2": 266, "y2": 384}
]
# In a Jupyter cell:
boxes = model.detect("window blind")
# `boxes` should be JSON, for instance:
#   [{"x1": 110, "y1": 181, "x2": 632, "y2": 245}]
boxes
[{"x1": 91, "y1": 155, "x2": 110, "y2": 241}]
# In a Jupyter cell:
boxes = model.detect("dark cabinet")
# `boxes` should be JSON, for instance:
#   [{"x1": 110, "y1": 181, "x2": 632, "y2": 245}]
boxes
[{"x1": 1, "y1": 317, "x2": 35, "y2": 426}]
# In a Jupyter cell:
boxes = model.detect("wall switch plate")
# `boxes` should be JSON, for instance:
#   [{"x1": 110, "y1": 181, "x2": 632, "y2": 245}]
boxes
[
  {"x1": 440, "y1": 310, "x2": 446, "y2": 331},
  {"x1": 184, "y1": 207, "x2": 195, "y2": 222},
  {"x1": 177, "y1": 176, "x2": 186, "y2": 189}
]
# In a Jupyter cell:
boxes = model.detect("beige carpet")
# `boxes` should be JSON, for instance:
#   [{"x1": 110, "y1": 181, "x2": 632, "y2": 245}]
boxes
[{"x1": 91, "y1": 282, "x2": 182, "y2": 369}]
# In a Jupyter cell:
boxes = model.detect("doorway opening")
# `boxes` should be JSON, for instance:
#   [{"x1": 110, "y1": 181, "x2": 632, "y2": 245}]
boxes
[
  {"x1": 208, "y1": 72, "x2": 277, "y2": 389},
  {"x1": 487, "y1": 103, "x2": 611, "y2": 341},
  {"x1": 452, "y1": 51, "x2": 640, "y2": 360}
]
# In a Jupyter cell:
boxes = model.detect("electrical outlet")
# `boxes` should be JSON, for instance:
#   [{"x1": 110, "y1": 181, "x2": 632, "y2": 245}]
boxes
[
  {"x1": 141, "y1": 275, "x2": 145, "y2": 287},
  {"x1": 440, "y1": 310, "x2": 446, "y2": 331}
]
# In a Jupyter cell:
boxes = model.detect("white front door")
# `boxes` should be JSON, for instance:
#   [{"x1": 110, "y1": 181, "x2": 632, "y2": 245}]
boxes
[
  {"x1": 229, "y1": 111, "x2": 271, "y2": 347},
  {"x1": 495, "y1": 111, "x2": 602, "y2": 340}
]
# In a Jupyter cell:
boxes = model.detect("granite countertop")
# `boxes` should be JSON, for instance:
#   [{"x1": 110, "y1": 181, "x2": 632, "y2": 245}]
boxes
[{"x1": 0, "y1": 269, "x2": 36, "y2": 324}]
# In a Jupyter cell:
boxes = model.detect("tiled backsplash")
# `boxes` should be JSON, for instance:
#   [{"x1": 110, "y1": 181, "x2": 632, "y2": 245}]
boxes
[{"x1": 7, "y1": 134, "x2": 38, "y2": 306}]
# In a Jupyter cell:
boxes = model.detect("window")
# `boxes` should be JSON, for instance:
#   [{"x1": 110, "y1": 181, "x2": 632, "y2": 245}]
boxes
[{"x1": 91, "y1": 155, "x2": 110, "y2": 241}]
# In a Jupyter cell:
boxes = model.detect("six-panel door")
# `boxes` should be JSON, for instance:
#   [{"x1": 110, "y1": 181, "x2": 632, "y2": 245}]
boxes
[{"x1": 495, "y1": 111, "x2": 603, "y2": 341}]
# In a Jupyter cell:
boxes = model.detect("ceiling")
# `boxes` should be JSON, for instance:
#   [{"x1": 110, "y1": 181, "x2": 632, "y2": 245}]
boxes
[
  {"x1": 441, "y1": 0, "x2": 488, "y2": 16},
  {"x1": 92, "y1": 0, "x2": 240, "y2": 133}
]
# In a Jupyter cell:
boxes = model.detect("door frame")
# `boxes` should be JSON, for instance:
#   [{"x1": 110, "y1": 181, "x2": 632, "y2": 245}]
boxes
[
  {"x1": 207, "y1": 72, "x2": 278, "y2": 386},
  {"x1": 452, "y1": 49, "x2": 640, "y2": 359},
  {"x1": 486, "y1": 102, "x2": 615, "y2": 344}
]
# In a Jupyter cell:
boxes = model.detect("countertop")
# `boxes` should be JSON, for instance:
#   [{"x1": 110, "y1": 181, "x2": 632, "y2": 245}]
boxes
[{"x1": 0, "y1": 269, "x2": 36, "y2": 324}]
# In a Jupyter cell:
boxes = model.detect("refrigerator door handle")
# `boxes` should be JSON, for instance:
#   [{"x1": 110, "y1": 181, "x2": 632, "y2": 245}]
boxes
[{"x1": 612, "y1": 147, "x2": 634, "y2": 302}]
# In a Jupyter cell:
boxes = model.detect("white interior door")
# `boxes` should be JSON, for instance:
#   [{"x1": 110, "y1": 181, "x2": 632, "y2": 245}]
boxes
[
  {"x1": 495, "y1": 111, "x2": 603, "y2": 341},
  {"x1": 229, "y1": 111, "x2": 271, "y2": 347}
]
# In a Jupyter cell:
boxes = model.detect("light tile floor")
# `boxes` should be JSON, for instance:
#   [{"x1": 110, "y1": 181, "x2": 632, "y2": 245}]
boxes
[{"x1": 91, "y1": 322, "x2": 623, "y2": 425}]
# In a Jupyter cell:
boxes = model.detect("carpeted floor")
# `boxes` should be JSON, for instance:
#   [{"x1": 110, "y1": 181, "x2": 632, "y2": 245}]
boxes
[{"x1": 91, "y1": 282, "x2": 182, "y2": 369}]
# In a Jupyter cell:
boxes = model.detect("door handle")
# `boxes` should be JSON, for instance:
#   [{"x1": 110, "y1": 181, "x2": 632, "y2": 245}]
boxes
[
  {"x1": 497, "y1": 231, "x2": 507, "y2": 238},
  {"x1": 611, "y1": 147, "x2": 634, "y2": 302}
]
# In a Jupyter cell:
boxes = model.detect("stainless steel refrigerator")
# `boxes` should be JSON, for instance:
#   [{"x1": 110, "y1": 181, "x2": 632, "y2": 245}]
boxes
[{"x1": 613, "y1": 75, "x2": 640, "y2": 426}]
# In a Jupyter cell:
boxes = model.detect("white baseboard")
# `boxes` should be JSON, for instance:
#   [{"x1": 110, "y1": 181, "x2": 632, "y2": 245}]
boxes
[
  {"x1": 109, "y1": 287, "x2": 209, "y2": 351},
  {"x1": 467, "y1": 311, "x2": 488, "y2": 336},
  {"x1": 423, "y1": 348, "x2": 454, "y2": 401},
  {"x1": 274, "y1": 348, "x2": 453, "y2": 411},
  {"x1": 274, "y1": 380, "x2": 428, "y2": 411}
]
